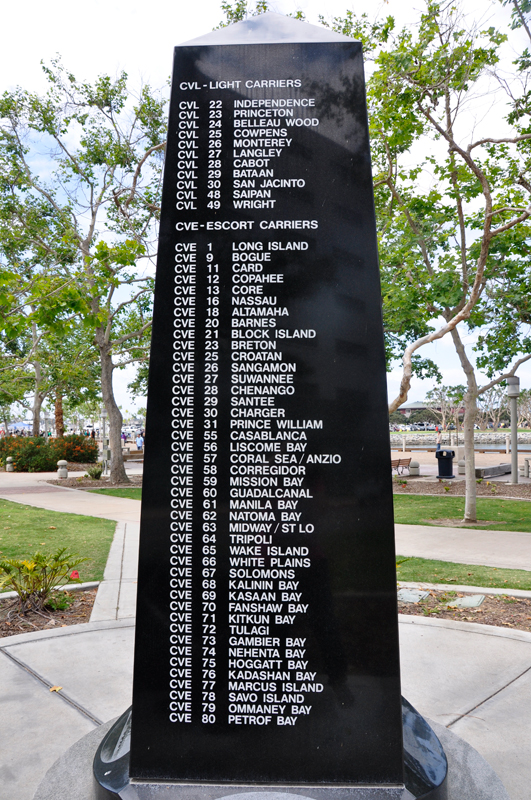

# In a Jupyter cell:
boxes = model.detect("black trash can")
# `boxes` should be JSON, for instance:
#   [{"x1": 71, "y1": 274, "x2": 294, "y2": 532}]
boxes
[{"x1": 435, "y1": 448, "x2": 455, "y2": 479}]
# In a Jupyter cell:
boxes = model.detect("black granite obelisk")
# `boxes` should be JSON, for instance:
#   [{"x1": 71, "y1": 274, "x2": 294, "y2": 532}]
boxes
[{"x1": 94, "y1": 13, "x2": 447, "y2": 800}]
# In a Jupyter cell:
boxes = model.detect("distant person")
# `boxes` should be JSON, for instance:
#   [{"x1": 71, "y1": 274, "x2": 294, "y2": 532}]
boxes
[
  {"x1": 436, "y1": 427, "x2": 442, "y2": 451},
  {"x1": 136, "y1": 434, "x2": 144, "y2": 452},
  {"x1": 90, "y1": 429, "x2": 95, "y2": 439}
]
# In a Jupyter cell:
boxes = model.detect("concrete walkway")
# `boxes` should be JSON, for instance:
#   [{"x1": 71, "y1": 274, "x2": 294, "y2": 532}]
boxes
[
  {"x1": 90, "y1": 521, "x2": 139, "y2": 622},
  {"x1": 2, "y1": 469, "x2": 531, "y2": 799},
  {"x1": 0, "y1": 620, "x2": 135, "y2": 799},
  {"x1": 2, "y1": 612, "x2": 530, "y2": 800},
  {"x1": 0, "y1": 468, "x2": 142, "y2": 523},
  {"x1": 396, "y1": 523, "x2": 531, "y2": 570},
  {"x1": 400, "y1": 616, "x2": 531, "y2": 800}
]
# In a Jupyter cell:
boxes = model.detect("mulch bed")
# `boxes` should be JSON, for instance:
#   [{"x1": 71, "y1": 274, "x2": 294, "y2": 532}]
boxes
[
  {"x1": 1, "y1": 586, "x2": 530, "y2": 638},
  {"x1": 399, "y1": 589, "x2": 531, "y2": 632},
  {"x1": 64, "y1": 461, "x2": 96, "y2": 472},
  {"x1": 0, "y1": 588, "x2": 97, "y2": 638},
  {"x1": 46, "y1": 474, "x2": 143, "y2": 490},
  {"x1": 4, "y1": 471, "x2": 531, "y2": 638},
  {"x1": 394, "y1": 478, "x2": 531, "y2": 499}
]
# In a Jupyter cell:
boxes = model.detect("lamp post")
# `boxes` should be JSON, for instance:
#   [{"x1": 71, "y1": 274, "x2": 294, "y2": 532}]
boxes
[
  {"x1": 101, "y1": 407, "x2": 107, "y2": 447},
  {"x1": 507, "y1": 377, "x2": 520, "y2": 484}
]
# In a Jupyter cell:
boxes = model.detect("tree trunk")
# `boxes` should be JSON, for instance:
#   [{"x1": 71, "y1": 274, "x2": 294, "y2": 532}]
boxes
[
  {"x1": 31, "y1": 323, "x2": 47, "y2": 437},
  {"x1": 32, "y1": 369, "x2": 46, "y2": 437},
  {"x1": 55, "y1": 392, "x2": 64, "y2": 437},
  {"x1": 450, "y1": 328, "x2": 478, "y2": 522},
  {"x1": 98, "y1": 339, "x2": 129, "y2": 484},
  {"x1": 32, "y1": 397, "x2": 42, "y2": 437}
]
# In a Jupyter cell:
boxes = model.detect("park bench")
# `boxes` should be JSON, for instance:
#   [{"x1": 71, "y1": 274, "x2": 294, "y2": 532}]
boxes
[{"x1": 391, "y1": 457, "x2": 412, "y2": 475}]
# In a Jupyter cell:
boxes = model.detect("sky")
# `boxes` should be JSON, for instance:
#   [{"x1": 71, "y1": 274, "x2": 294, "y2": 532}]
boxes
[{"x1": 1, "y1": 0, "x2": 529, "y2": 416}]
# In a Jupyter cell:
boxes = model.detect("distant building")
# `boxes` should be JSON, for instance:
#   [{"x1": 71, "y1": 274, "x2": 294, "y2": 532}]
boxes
[
  {"x1": 397, "y1": 401, "x2": 428, "y2": 417},
  {"x1": 398, "y1": 400, "x2": 465, "y2": 418}
]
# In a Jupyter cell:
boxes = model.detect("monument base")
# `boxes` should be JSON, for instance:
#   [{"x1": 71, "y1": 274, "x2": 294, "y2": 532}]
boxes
[
  {"x1": 32, "y1": 703, "x2": 511, "y2": 800},
  {"x1": 101, "y1": 785, "x2": 409, "y2": 800},
  {"x1": 92, "y1": 700, "x2": 446, "y2": 800}
]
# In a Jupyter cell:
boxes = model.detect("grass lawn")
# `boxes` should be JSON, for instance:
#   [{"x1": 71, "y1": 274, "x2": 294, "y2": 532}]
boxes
[
  {"x1": 394, "y1": 494, "x2": 531, "y2": 532},
  {"x1": 88, "y1": 488, "x2": 142, "y2": 500},
  {"x1": 396, "y1": 555, "x2": 531, "y2": 590},
  {"x1": 0, "y1": 499, "x2": 116, "y2": 587}
]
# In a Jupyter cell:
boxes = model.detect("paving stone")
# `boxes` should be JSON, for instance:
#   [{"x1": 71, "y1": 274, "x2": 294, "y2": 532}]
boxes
[
  {"x1": 447, "y1": 595, "x2": 485, "y2": 609},
  {"x1": 397, "y1": 588, "x2": 430, "y2": 604}
]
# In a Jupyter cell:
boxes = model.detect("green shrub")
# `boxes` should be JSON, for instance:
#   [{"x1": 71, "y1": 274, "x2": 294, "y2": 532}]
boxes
[
  {"x1": 54, "y1": 435, "x2": 99, "y2": 463},
  {"x1": 86, "y1": 463, "x2": 103, "y2": 480},
  {"x1": 0, "y1": 548, "x2": 87, "y2": 612},
  {"x1": 45, "y1": 592, "x2": 75, "y2": 611},
  {"x1": 0, "y1": 438, "x2": 56, "y2": 471},
  {"x1": 0, "y1": 435, "x2": 98, "y2": 472}
]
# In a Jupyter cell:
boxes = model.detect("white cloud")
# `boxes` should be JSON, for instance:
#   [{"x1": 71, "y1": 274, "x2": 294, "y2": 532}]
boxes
[{"x1": 3, "y1": 0, "x2": 522, "y2": 94}]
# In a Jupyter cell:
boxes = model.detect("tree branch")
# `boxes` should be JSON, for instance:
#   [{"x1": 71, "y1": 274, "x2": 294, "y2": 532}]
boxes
[
  {"x1": 490, "y1": 205, "x2": 531, "y2": 236},
  {"x1": 111, "y1": 320, "x2": 152, "y2": 348},
  {"x1": 124, "y1": 142, "x2": 166, "y2": 211},
  {"x1": 511, "y1": 0, "x2": 531, "y2": 42},
  {"x1": 478, "y1": 353, "x2": 531, "y2": 395},
  {"x1": 468, "y1": 133, "x2": 531, "y2": 152}
]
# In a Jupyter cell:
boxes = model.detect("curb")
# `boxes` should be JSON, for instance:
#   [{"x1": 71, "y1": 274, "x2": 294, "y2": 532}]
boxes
[
  {"x1": 398, "y1": 581, "x2": 531, "y2": 599},
  {"x1": 0, "y1": 617, "x2": 135, "y2": 648},
  {"x1": 393, "y1": 491, "x2": 531, "y2": 501},
  {"x1": 0, "y1": 582, "x2": 99, "y2": 601},
  {"x1": 399, "y1": 612, "x2": 531, "y2": 643}
]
